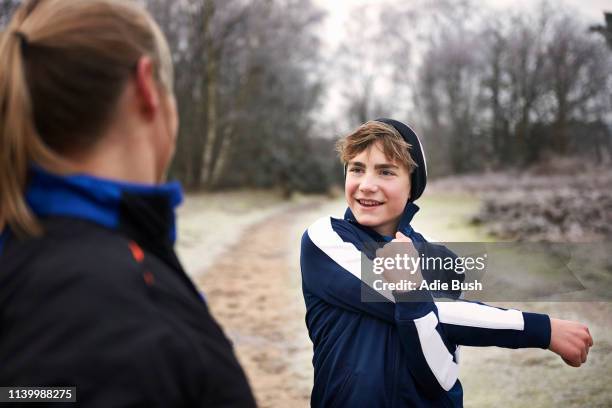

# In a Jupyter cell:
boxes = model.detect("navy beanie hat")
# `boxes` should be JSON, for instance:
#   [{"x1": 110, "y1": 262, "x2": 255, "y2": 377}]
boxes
[{"x1": 375, "y1": 118, "x2": 427, "y2": 202}]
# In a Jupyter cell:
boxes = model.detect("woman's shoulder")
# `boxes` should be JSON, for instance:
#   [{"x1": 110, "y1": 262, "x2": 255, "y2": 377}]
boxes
[{"x1": 1, "y1": 217, "x2": 141, "y2": 290}]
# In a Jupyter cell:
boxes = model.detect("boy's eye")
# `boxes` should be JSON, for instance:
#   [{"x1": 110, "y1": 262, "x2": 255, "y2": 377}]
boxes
[
  {"x1": 349, "y1": 167, "x2": 364, "y2": 173},
  {"x1": 381, "y1": 170, "x2": 396, "y2": 176}
]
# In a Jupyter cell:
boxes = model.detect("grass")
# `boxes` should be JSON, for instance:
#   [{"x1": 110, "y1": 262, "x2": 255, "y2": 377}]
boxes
[{"x1": 411, "y1": 192, "x2": 495, "y2": 242}]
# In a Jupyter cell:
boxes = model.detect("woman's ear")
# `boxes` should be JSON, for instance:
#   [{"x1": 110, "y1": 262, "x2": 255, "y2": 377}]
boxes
[{"x1": 134, "y1": 56, "x2": 159, "y2": 120}]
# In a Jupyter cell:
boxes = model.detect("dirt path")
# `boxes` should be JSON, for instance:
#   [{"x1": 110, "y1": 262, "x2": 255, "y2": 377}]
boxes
[{"x1": 195, "y1": 201, "x2": 322, "y2": 408}]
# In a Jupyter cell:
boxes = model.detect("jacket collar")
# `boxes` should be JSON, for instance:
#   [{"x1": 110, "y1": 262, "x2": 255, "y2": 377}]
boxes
[
  {"x1": 344, "y1": 201, "x2": 420, "y2": 241},
  {"x1": 24, "y1": 165, "x2": 183, "y2": 244}
]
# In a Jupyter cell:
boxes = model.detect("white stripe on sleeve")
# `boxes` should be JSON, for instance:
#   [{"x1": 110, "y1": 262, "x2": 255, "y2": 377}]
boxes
[
  {"x1": 307, "y1": 216, "x2": 363, "y2": 280},
  {"x1": 435, "y1": 301, "x2": 524, "y2": 330},
  {"x1": 307, "y1": 217, "x2": 396, "y2": 302},
  {"x1": 414, "y1": 311, "x2": 459, "y2": 391}
]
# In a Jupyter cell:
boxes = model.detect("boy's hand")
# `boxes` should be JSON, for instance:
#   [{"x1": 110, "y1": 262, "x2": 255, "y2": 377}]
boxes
[
  {"x1": 393, "y1": 231, "x2": 412, "y2": 243},
  {"x1": 549, "y1": 318, "x2": 593, "y2": 367},
  {"x1": 378, "y1": 232, "x2": 423, "y2": 292}
]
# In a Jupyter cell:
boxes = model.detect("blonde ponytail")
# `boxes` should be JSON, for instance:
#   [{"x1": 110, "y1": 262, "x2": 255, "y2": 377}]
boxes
[{"x1": 0, "y1": 21, "x2": 43, "y2": 236}]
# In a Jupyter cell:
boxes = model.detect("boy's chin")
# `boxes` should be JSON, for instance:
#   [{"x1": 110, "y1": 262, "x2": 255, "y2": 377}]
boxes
[
  {"x1": 350, "y1": 209, "x2": 398, "y2": 235},
  {"x1": 353, "y1": 214, "x2": 384, "y2": 228}
]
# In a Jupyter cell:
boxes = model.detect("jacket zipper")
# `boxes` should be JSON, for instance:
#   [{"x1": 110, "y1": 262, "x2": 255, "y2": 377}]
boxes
[{"x1": 390, "y1": 333, "x2": 399, "y2": 408}]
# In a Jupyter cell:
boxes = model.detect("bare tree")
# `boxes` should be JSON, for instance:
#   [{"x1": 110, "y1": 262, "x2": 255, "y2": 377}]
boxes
[
  {"x1": 143, "y1": 0, "x2": 329, "y2": 193},
  {"x1": 373, "y1": 0, "x2": 611, "y2": 174},
  {"x1": 545, "y1": 14, "x2": 610, "y2": 154},
  {"x1": 589, "y1": 12, "x2": 612, "y2": 50},
  {"x1": 335, "y1": 5, "x2": 390, "y2": 127}
]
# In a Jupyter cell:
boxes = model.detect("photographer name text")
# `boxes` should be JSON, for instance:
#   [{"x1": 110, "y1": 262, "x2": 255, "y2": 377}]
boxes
[{"x1": 372, "y1": 279, "x2": 483, "y2": 292}]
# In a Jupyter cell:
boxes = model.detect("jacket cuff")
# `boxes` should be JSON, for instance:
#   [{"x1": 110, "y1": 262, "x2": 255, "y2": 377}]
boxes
[
  {"x1": 522, "y1": 312, "x2": 551, "y2": 349},
  {"x1": 393, "y1": 290, "x2": 436, "y2": 322}
]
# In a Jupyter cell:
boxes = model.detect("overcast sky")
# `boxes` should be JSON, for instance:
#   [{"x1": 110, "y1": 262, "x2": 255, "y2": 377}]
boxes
[
  {"x1": 313, "y1": 0, "x2": 610, "y2": 48},
  {"x1": 311, "y1": 0, "x2": 611, "y2": 128}
]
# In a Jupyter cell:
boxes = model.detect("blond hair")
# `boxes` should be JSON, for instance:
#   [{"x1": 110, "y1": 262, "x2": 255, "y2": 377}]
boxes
[
  {"x1": 336, "y1": 121, "x2": 417, "y2": 172},
  {"x1": 0, "y1": 0, "x2": 174, "y2": 237}
]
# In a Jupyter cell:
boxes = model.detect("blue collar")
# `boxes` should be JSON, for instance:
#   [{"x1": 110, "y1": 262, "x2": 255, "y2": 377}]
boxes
[
  {"x1": 343, "y1": 201, "x2": 419, "y2": 241},
  {"x1": 19, "y1": 166, "x2": 182, "y2": 243}
]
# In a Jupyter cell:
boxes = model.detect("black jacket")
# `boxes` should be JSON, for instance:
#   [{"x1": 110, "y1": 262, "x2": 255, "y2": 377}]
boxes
[{"x1": 0, "y1": 167, "x2": 256, "y2": 407}]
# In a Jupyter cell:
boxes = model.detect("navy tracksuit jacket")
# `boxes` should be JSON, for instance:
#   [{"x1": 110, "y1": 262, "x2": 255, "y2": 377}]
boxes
[{"x1": 300, "y1": 203, "x2": 551, "y2": 407}]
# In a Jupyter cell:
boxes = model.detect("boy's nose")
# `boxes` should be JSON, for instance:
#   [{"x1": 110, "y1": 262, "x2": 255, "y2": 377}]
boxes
[{"x1": 359, "y1": 175, "x2": 379, "y2": 193}]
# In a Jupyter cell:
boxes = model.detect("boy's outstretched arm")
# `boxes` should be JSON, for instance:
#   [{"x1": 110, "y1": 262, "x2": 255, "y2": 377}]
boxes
[
  {"x1": 392, "y1": 232, "x2": 593, "y2": 368},
  {"x1": 431, "y1": 301, "x2": 592, "y2": 367},
  {"x1": 302, "y1": 218, "x2": 592, "y2": 369}
]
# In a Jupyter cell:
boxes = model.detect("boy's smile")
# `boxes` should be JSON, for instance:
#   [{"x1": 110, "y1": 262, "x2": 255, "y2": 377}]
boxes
[
  {"x1": 355, "y1": 198, "x2": 384, "y2": 207},
  {"x1": 345, "y1": 141, "x2": 411, "y2": 237}
]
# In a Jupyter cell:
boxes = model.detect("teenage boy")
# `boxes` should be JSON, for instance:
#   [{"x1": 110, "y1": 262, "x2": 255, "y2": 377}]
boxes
[{"x1": 300, "y1": 119, "x2": 593, "y2": 407}]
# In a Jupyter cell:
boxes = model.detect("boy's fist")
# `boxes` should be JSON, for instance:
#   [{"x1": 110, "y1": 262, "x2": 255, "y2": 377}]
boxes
[
  {"x1": 377, "y1": 232, "x2": 423, "y2": 292},
  {"x1": 549, "y1": 318, "x2": 593, "y2": 367}
]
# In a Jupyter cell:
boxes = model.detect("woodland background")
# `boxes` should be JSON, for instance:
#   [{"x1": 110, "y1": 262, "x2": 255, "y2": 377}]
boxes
[{"x1": 3, "y1": 0, "x2": 610, "y2": 194}]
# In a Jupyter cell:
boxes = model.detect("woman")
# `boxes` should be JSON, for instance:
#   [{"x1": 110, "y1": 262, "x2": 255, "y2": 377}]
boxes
[{"x1": 0, "y1": 0, "x2": 256, "y2": 406}]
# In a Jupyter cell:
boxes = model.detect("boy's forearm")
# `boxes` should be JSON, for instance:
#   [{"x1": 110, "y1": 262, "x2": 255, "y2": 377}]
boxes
[{"x1": 435, "y1": 300, "x2": 551, "y2": 349}]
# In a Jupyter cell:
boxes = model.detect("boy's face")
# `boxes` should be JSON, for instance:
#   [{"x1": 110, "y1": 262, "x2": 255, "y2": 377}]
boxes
[{"x1": 345, "y1": 141, "x2": 411, "y2": 237}]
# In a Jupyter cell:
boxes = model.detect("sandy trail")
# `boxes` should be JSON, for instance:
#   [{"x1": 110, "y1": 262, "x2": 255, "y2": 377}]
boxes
[{"x1": 194, "y1": 200, "x2": 334, "y2": 408}]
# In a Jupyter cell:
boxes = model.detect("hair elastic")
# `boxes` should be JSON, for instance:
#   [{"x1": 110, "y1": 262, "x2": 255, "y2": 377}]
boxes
[{"x1": 13, "y1": 31, "x2": 29, "y2": 54}]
